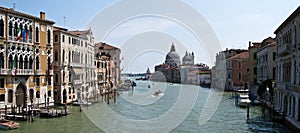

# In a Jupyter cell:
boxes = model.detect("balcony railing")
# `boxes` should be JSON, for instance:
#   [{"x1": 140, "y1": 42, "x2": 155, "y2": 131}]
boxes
[
  {"x1": 278, "y1": 43, "x2": 291, "y2": 56},
  {"x1": 0, "y1": 69, "x2": 9, "y2": 75},
  {"x1": 35, "y1": 70, "x2": 42, "y2": 75},
  {"x1": 73, "y1": 80, "x2": 82, "y2": 85},
  {"x1": 17, "y1": 69, "x2": 34, "y2": 75},
  {"x1": 69, "y1": 62, "x2": 85, "y2": 68}
]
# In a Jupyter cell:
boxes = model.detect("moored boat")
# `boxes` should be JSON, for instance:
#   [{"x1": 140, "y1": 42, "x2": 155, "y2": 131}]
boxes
[
  {"x1": 0, "y1": 119, "x2": 20, "y2": 130},
  {"x1": 238, "y1": 94, "x2": 251, "y2": 107}
]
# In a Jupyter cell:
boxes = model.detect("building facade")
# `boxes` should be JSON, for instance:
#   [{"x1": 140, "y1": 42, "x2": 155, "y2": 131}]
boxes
[
  {"x1": 0, "y1": 7, "x2": 55, "y2": 108},
  {"x1": 226, "y1": 52, "x2": 249, "y2": 91},
  {"x1": 94, "y1": 42, "x2": 121, "y2": 90},
  {"x1": 256, "y1": 37, "x2": 276, "y2": 83},
  {"x1": 53, "y1": 27, "x2": 96, "y2": 104},
  {"x1": 274, "y1": 6, "x2": 300, "y2": 129}
]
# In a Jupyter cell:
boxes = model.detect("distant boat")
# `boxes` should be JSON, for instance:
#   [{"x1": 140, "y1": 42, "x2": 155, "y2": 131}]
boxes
[
  {"x1": 153, "y1": 90, "x2": 163, "y2": 96},
  {"x1": 238, "y1": 94, "x2": 251, "y2": 107},
  {"x1": 0, "y1": 119, "x2": 20, "y2": 130}
]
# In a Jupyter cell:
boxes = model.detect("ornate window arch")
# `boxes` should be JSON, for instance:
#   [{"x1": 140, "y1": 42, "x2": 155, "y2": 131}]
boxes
[
  {"x1": 35, "y1": 27, "x2": 39, "y2": 42},
  {"x1": 35, "y1": 55, "x2": 40, "y2": 70},
  {"x1": 0, "y1": 17, "x2": 4, "y2": 37}
]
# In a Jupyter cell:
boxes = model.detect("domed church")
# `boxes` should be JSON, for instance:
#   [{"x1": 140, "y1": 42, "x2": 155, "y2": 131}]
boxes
[{"x1": 152, "y1": 43, "x2": 210, "y2": 84}]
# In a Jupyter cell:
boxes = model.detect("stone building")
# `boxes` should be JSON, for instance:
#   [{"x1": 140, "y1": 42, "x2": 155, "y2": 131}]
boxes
[
  {"x1": 0, "y1": 6, "x2": 55, "y2": 108},
  {"x1": 274, "y1": 6, "x2": 300, "y2": 129},
  {"x1": 226, "y1": 51, "x2": 249, "y2": 91},
  {"x1": 94, "y1": 42, "x2": 121, "y2": 89},
  {"x1": 53, "y1": 27, "x2": 96, "y2": 104},
  {"x1": 153, "y1": 44, "x2": 210, "y2": 84}
]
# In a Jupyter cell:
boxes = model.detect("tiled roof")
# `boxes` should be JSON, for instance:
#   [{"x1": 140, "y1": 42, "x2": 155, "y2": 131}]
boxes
[
  {"x1": 227, "y1": 52, "x2": 249, "y2": 59},
  {"x1": 69, "y1": 30, "x2": 89, "y2": 35},
  {"x1": 95, "y1": 42, "x2": 119, "y2": 50}
]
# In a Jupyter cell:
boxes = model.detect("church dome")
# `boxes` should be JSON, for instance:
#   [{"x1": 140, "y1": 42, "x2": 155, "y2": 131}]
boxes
[{"x1": 165, "y1": 44, "x2": 181, "y2": 66}]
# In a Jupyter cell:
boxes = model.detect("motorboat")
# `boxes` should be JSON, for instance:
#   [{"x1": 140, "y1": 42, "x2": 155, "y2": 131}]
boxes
[
  {"x1": 238, "y1": 94, "x2": 251, "y2": 107},
  {"x1": 153, "y1": 90, "x2": 163, "y2": 96},
  {"x1": 0, "y1": 119, "x2": 20, "y2": 130}
]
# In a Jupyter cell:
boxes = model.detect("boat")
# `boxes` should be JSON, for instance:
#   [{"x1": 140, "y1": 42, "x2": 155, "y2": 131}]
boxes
[
  {"x1": 238, "y1": 94, "x2": 251, "y2": 107},
  {"x1": 0, "y1": 119, "x2": 20, "y2": 130},
  {"x1": 81, "y1": 100, "x2": 92, "y2": 106},
  {"x1": 153, "y1": 90, "x2": 163, "y2": 96}
]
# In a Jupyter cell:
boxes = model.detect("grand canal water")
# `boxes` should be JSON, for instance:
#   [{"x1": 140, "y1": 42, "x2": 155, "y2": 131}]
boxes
[{"x1": 2, "y1": 79, "x2": 295, "y2": 133}]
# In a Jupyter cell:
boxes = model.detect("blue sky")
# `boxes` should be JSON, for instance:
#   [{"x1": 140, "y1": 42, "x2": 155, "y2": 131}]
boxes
[{"x1": 1, "y1": 0, "x2": 300, "y2": 73}]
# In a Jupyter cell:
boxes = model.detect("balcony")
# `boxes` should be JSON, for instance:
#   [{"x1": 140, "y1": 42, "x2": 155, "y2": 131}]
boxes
[
  {"x1": 0, "y1": 69, "x2": 9, "y2": 75},
  {"x1": 35, "y1": 70, "x2": 42, "y2": 75},
  {"x1": 73, "y1": 80, "x2": 82, "y2": 85},
  {"x1": 17, "y1": 69, "x2": 34, "y2": 75},
  {"x1": 69, "y1": 62, "x2": 84, "y2": 68},
  {"x1": 278, "y1": 43, "x2": 291, "y2": 56}
]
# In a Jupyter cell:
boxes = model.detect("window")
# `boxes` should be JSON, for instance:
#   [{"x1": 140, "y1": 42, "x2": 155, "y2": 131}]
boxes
[
  {"x1": 48, "y1": 90, "x2": 51, "y2": 97},
  {"x1": 238, "y1": 61, "x2": 242, "y2": 69},
  {"x1": 273, "y1": 52, "x2": 276, "y2": 61},
  {"x1": 55, "y1": 51, "x2": 58, "y2": 61},
  {"x1": 14, "y1": 22, "x2": 18, "y2": 37},
  {"x1": 29, "y1": 25, "x2": 32, "y2": 42},
  {"x1": 0, "y1": 78, "x2": 4, "y2": 88},
  {"x1": 69, "y1": 87, "x2": 71, "y2": 94},
  {"x1": 29, "y1": 89, "x2": 34, "y2": 101},
  {"x1": 36, "y1": 56, "x2": 40, "y2": 70},
  {"x1": 36, "y1": 77, "x2": 40, "y2": 86},
  {"x1": 238, "y1": 72, "x2": 242, "y2": 80},
  {"x1": 62, "y1": 35, "x2": 65, "y2": 42},
  {"x1": 35, "y1": 27, "x2": 39, "y2": 42},
  {"x1": 47, "y1": 29, "x2": 51, "y2": 44},
  {"x1": 254, "y1": 67, "x2": 257, "y2": 75},
  {"x1": 29, "y1": 56, "x2": 33, "y2": 69},
  {"x1": 62, "y1": 71, "x2": 65, "y2": 82},
  {"x1": 8, "y1": 90, "x2": 13, "y2": 103},
  {"x1": 54, "y1": 35, "x2": 58, "y2": 42},
  {"x1": 0, "y1": 18, "x2": 4, "y2": 37},
  {"x1": 55, "y1": 74, "x2": 59, "y2": 83},
  {"x1": 254, "y1": 53, "x2": 257, "y2": 59},
  {"x1": 0, "y1": 53, "x2": 4, "y2": 69},
  {"x1": 8, "y1": 21, "x2": 12, "y2": 37},
  {"x1": 48, "y1": 77, "x2": 51, "y2": 85},
  {"x1": 68, "y1": 37, "x2": 71, "y2": 44},
  {"x1": 36, "y1": 91, "x2": 40, "y2": 98},
  {"x1": 62, "y1": 50, "x2": 65, "y2": 62},
  {"x1": 0, "y1": 94, "x2": 4, "y2": 102}
]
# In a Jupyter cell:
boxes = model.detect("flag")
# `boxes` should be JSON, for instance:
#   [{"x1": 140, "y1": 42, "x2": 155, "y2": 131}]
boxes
[
  {"x1": 22, "y1": 28, "x2": 27, "y2": 42},
  {"x1": 16, "y1": 27, "x2": 21, "y2": 41},
  {"x1": 11, "y1": 61, "x2": 17, "y2": 76}
]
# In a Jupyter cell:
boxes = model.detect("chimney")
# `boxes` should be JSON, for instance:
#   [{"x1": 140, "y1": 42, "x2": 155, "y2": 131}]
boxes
[
  {"x1": 40, "y1": 12, "x2": 45, "y2": 19},
  {"x1": 248, "y1": 41, "x2": 251, "y2": 48}
]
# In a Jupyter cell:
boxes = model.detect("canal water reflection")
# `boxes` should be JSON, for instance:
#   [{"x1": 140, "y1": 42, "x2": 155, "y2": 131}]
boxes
[{"x1": 2, "y1": 80, "x2": 294, "y2": 133}]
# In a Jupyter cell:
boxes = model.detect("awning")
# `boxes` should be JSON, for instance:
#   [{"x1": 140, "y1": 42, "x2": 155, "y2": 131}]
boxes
[{"x1": 72, "y1": 68, "x2": 84, "y2": 75}]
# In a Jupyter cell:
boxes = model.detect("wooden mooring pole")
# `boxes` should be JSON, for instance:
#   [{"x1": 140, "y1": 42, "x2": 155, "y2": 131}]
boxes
[{"x1": 247, "y1": 103, "x2": 250, "y2": 119}]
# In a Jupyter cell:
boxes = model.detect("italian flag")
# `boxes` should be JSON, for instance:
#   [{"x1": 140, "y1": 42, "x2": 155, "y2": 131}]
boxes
[
  {"x1": 16, "y1": 27, "x2": 21, "y2": 41},
  {"x1": 11, "y1": 61, "x2": 17, "y2": 76}
]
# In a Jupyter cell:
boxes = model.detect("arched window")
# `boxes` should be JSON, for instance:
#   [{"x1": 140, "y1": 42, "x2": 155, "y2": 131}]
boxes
[
  {"x1": 62, "y1": 49, "x2": 65, "y2": 62},
  {"x1": 35, "y1": 27, "x2": 39, "y2": 42},
  {"x1": 14, "y1": 22, "x2": 18, "y2": 38},
  {"x1": 47, "y1": 57, "x2": 51, "y2": 70},
  {"x1": 8, "y1": 21, "x2": 12, "y2": 37},
  {"x1": 36, "y1": 56, "x2": 40, "y2": 70},
  {"x1": 29, "y1": 56, "x2": 33, "y2": 69},
  {"x1": 14, "y1": 54, "x2": 18, "y2": 69},
  {"x1": 62, "y1": 35, "x2": 65, "y2": 42},
  {"x1": 238, "y1": 72, "x2": 242, "y2": 81},
  {"x1": 8, "y1": 90, "x2": 13, "y2": 103},
  {"x1": 47, "y1": 29, "x2": 51, "y2": 44},
  {"x1": 24, "y1": 56, "x2": 28, "y2": 69},
  {"x1": 19, "y1": 55, "x2": 23, "y2": 69},
  {"x1": 19, "y1": 23, "x2": 23, "y2": 41},
  {"x1": 54, "y1": 51, "x2": 58, "y2": 61},
  {"x1": 69, "y1": 72, "x2": 71, "y2": 82},
  {"x1": 55, "y1": 74, "x2": 58, "y2": 83},
  {"x1": 8, "y1": 54, "x2": 12, "y2": 69},
  {"x1": 0, "y1": 18, "x2": 4, "y2": 37},
  {"x1": 62, "y1": 71, "x2": 65, "y2": 82},
  {"x1": 68, "y1": 51, "x2": 71, "y2": 63},
  {"x1": 0, "y1": 53, "x2": 4, "y2": 69},
  {"x1": 29, "y1": 25, "x2": 32, "y2": 42},
  {"x1": 72, "y1": 51, "x2": 74, "y2": 62},
  {"x1": 24, "y1": 24, "x2": 28, "y2": 42}
]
